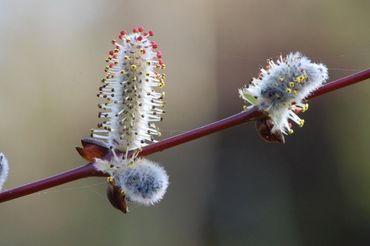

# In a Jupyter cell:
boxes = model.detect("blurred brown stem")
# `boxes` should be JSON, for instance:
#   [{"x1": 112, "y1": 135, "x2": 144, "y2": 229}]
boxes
[{"x1": 0, "y1": 68, "x2": 369, "y2": 203}]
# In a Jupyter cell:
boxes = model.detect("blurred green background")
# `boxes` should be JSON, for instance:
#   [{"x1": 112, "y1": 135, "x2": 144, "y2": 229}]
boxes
[{"x1": 0, "y1": 0, "x2": 369, "y2": 245}]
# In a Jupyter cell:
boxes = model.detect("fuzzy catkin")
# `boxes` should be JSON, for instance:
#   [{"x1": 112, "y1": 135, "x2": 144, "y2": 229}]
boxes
[
  {"x1": 92, "y1": 28, "x2": 169, "y2": 207},
  {"x1": 92, "y1": 28, "x2": 165, "y2": 152},
  {"x1": 239, "y1": 52, "x2": 328, "y2": 135},
  {"x1": 116, "y1": 158, "x2": 169, "y2": 205}
]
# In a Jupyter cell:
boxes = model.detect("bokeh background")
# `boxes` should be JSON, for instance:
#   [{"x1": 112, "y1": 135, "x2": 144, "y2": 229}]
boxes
[{"x1": 0, "y1": 0, "x2": 369, "y2": 245}]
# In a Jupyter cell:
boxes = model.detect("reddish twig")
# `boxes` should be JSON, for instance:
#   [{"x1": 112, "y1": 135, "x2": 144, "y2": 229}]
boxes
[{"x1": 0, "y1": 68, "x2": 369, "y2": 203}]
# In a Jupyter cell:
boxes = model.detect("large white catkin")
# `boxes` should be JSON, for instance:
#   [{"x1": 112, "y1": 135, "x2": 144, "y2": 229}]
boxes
[
  {"x1": 239, "y1": 52, "x2": 328, "y2": 135},
  {"x1": 92, "y1": 28, "x2": 169, "y2": 206},
  {"x1": 91, "y1": 27, "x2": 166, "y2": 153}
]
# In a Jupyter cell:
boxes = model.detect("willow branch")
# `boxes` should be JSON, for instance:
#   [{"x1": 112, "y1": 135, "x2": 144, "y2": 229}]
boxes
[{"x1": 1, "y1": 68, "x2": 369, "y2": 203}]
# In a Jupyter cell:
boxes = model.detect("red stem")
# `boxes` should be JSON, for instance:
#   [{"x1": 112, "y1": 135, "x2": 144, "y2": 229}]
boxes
[
  {"x1": 0, "y1": 164, "x2": 102, "y2": 203},
  {"x1": 0, "y1": 68, "x2": 369, "y2": 203},
  {"x1": 309, "y1": 68, "x2": 370, "y2": 99}
]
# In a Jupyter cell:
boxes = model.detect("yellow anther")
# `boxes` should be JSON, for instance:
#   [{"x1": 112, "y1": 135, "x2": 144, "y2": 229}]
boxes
[
  {"x1": 124, "y1": 55, "x2": 130, "y2": 61},
  {"x1": 130, "y1": 64, "x2": 137, "y2": 71},
  {"x1": 159, "y1": 78, "x2": 165, "y2": 88},
  {"x1": 243, "y1": 105, "x2": 248, "y2": 111},
  {"x1": 107, "y1": 176, "x2": 114, "y2": 183},
  {"x1": 286, "y1": 88, "x2": 292, "y2": 93},
  {"x1": 302, "y1": 103, "x2": 309, "y2": 112},
  {"x1": 299, "y1": 119, "x2": 305, "y2": 128},
  {"x1": 293, "y1": 90, "x2": 297, "y2": 95},
  {"x1": 132, "y1": 76, "x2": 137, "y2": 81},
  {"x1": 145, "y1": 72, "x2": 150, "y2": 77},
  {"x1": 289, "y1": 82, "x2": 295, "y2": 87},
  {"x1": 288, "y1": 129, "x2": 294, "y2": 135},
  {"x1": 146, "y1": 61, "x2": 151, "y2": 66},
  {"x1": 161, "y1": 63, "x2": 166, "y2": 69},
  {"x1": 120, "y1": 70, "x2": 126, "y2": 75}
]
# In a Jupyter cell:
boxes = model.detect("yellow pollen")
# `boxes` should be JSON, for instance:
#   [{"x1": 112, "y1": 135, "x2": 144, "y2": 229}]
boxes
[
  {"x1": 288, "y1": 129, "x2": 294, "y2": 134},
  {"x1": 124, "y1": 55, "x2": 130, "y2": 61},
  {"x1": 286, "y1": 88, "x2": 292, "y2": 93},
  {"x1": 107, "y1": 176, "x2": 114, "y2": 183},
  {"x1": 299, "y1": 119, "x2": 305, "y2": 127},
  {"x1": 293, "y1": 90, "x2": 297, "y2": 95},
  {"x1": 289, "y1": 82, "x2": 295, "y2": 87},
  {"x1": 130, "y1": 64, "x2": 137, "y2": 71},
  {"x1": 159, "y1": 78, "x2": 165, "y2": 88},
  {"x1": 302, "y1": 103, "x2": 309, "y2": 112}
]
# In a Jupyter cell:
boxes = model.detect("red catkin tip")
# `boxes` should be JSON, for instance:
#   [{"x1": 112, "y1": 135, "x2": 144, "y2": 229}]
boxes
[
  {"x1": 157, "y1": 51, "x2": 162, "y2": 58},
  {"x1": 151, "y1": 41, "x2": 158, "y2": 49},
  {"x1": 138, "y1": 26, "x2": 144, "y2": 32},
  {"x1": 148, "y1": 30, "x2": 154, "y2": 36},
  {"x1": 159, "y1": 59, "x2": 164, "y2": 65},
  {"x1": 133, "y1": 28, "x2": 138, "y2": 33},
  {"x1": 137, "y1": 36, "x2": 143, "y2": 41},
  {"x1": 109, "y1": 50, "x2": 114, "y2": 56}
]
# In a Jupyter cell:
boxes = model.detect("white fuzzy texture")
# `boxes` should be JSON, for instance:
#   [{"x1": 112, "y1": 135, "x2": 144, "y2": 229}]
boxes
[
  {"x1": 116, "y1": 158, "x2": 169, "y2": 205},
  {"x1": 92, "y1": 30, "x2": 169, "y2": 206},
  {"x1": 95, "y1": 157, "x2": 169, "y2": 205},
  {"x1": 0, "y1": 153, "x2": 9, "y2": 191},
  {"x1": 239, "y1": 52, "x2": 328, "y2": 134},
  {"x1": 92, "y1": 31, "x2": 165, "y2": 152}
]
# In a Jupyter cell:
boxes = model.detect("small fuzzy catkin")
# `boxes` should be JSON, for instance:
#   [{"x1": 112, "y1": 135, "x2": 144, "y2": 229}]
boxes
[
  {"x1": 239, "y1": 52, "x2": 328, "y2": 135},
  {"x1": 116, "y1": 158, "x2": 169, "y2": 205},
  {"x1": 0, "y1": 153, "x2": 9, "y2": 191}
]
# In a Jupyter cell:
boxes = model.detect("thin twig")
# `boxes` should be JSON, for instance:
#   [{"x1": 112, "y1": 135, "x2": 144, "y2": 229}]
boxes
[{"x1": 0, "y1": 68, "x2": 369, "y2": 203}]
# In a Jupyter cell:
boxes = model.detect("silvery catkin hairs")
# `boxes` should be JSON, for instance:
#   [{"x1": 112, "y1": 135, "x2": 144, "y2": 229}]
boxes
[{"x1": 92, "y1": 27, "x2": 169, "y2": 207}]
